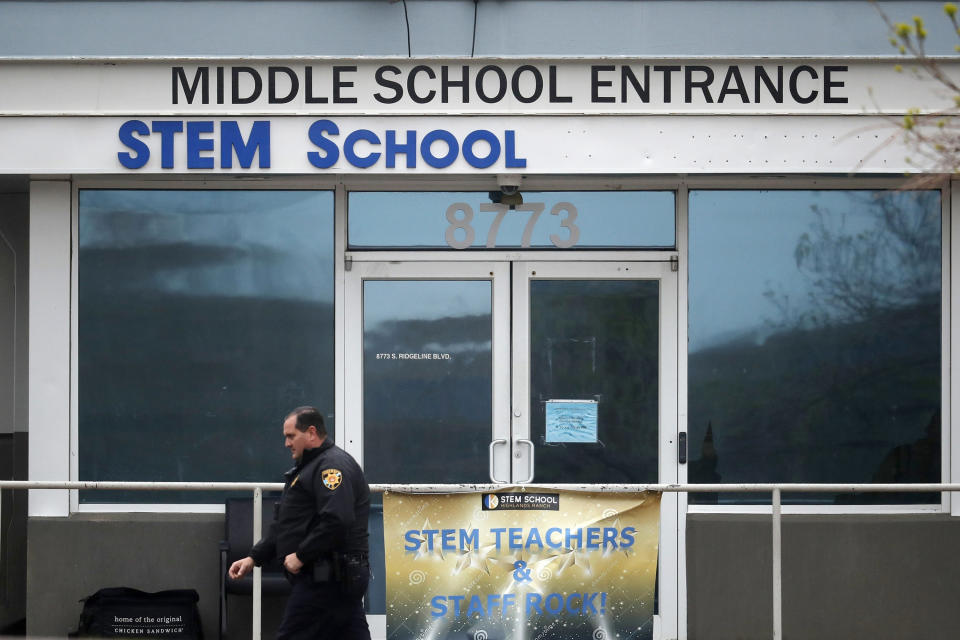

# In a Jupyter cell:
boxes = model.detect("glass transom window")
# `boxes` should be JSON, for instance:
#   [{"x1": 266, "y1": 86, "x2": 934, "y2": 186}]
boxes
[{"x1": 348, "y1": 191, "x2": 675, "y2": 249}]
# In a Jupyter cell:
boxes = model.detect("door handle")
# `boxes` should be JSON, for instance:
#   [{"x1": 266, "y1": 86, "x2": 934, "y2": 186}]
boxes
[
  {"x1": 515, "y1": 439, "x2": 535, "y2": 483},
  {"x1": 678, "y1": 431, "x2": 688, "y2": 464},
  {"x1": 489, "y1": 439, "x2": 508, "y2": 483}
]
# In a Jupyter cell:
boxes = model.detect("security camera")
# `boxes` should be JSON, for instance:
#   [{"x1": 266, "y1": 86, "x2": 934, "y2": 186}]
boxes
[{"x1": 497, "y1": 174, "x2": 522, "y2": 195}]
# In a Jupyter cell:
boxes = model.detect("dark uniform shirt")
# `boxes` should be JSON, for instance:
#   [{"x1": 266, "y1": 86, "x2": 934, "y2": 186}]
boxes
[{"x1": 250, "y1": 439, "x2": 370, "y2": 568}]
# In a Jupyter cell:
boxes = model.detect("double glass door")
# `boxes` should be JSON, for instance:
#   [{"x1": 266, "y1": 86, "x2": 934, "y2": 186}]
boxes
[{"x1": 344, "y1": 259, "x2": 680, "y2": 637}]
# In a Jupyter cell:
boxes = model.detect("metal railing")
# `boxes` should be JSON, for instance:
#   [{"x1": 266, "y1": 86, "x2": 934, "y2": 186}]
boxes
[{"x1": 2, "y1": 480, "x2": 959, "y2": 640}]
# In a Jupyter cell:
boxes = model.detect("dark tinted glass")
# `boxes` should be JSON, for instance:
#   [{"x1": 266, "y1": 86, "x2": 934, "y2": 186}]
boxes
[
  {"x1": 78, "y1": 190, "x2": 334, "y2": 502},
  {"x1": 688, "y1": 190, "x2": 941, "y2": 504},
  {"x1": 362, "y1": 279, "x2": 493, "y2": 616},
  {"x1": 349, "y1": 191, "x2": 675, "y2": 249},
  {"x1": 362, "y1": 280, "x2": 493, "y2": 484},
  {"x1": 529, "y1": 279, "x2": 660, "y2": 483}
]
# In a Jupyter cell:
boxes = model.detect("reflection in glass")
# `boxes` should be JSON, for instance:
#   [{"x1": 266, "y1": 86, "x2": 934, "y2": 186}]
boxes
[
  {"x1": 688, "y1": 190, "x2": 941, "y2": 503},
  {"x1": 78, "y1": 190, "x2": 334, "y2": 503},
  {"x1": 363, "y1": 279, "x2": 493, "y2": 616},
  {"x1": 349, "y1": 191, "x2": 675, "y2": 249},
  {"x1": 530, "y1": 280, "x2": 660, "y2": 483},
  {"x1": 362, "y1": 280, "x2": 493, "y2": 483}
]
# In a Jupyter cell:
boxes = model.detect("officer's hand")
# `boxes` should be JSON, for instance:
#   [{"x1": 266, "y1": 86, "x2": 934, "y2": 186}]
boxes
[
  {"x1": 283, "y1": 552, "x2": 304, "y2": 574},
  {"x1": 228, "y1": 556, "x2": 255, "y2": 579}
]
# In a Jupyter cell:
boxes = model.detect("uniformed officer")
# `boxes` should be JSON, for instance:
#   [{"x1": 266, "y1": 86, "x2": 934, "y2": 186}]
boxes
[{"x1": 228, "y1": 406, "x2": 371, "y2": 640}]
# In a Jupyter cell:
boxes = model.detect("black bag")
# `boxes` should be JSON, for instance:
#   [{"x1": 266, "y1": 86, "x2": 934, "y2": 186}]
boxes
[{"x1": 71, "y1": 587, "x2": 203, "y2": 639}]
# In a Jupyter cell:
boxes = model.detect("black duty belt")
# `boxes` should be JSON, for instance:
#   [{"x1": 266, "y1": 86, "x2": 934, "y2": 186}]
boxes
[{"x1": 339, "y1": 552, "x2": 369, "y2": 565}]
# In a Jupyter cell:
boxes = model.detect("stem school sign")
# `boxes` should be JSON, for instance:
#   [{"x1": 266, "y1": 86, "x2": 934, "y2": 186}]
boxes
[{"x1": 383, "y1": 489, "x2": 660, "y2": 640}]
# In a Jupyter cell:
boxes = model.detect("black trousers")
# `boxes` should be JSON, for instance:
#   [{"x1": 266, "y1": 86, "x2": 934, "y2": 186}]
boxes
[{"x1": 275, "y1": 572, "x2": 370, "y2": 640}]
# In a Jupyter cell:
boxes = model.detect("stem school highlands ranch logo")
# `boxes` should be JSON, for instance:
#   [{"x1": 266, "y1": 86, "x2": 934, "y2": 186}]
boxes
[{"x1": 482, "y1": 492, "x2": 560, "y2": 511}]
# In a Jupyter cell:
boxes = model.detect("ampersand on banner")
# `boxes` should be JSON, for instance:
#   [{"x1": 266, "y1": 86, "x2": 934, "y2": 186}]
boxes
[{"x1": 512, "y1": 560, "x2": 533, "y2": 583}]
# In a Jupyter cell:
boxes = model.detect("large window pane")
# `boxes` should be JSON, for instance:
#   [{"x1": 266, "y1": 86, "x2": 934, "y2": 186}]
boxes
[
  {"x1": 688, "y1": 190, "x2": 941, "y2": 504},
  {"x1": 349, "y1": 191, "x2": 675, "y2": 249},
  {"x1": 79, "y1": 190, "x2": 334, "y2": 502}
]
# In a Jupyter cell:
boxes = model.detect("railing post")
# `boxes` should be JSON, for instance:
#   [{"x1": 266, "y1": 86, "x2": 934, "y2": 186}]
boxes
[
  {"x1": 253, "y1": 486, "x2": 263, "y2": 640},
  {"x1": 772, "y1": 487, "x2": 782, "y2": 640}
]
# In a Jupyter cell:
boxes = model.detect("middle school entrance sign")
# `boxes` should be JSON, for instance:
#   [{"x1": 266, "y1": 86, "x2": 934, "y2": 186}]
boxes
[{"x1": 383, "y1": 489, "x2": 661, "y2": 640}]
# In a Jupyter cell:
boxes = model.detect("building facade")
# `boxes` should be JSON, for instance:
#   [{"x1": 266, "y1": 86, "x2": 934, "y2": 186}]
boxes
[{"x1": 2, "y1": 2, "x2": 960, "y2": 639}]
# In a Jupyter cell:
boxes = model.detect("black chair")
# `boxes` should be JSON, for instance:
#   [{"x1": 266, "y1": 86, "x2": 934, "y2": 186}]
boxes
[{"x1": 219, "y1": 496, "x2": 291, "y2": 639}]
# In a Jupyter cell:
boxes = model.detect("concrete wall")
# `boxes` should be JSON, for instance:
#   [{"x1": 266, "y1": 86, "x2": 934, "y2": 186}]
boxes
[
  {"x1": 26, "y1": 514, "x2": 960, "y2": 639},
  {"x1": 26, "y1": 514, "x2": 247, "y2": 640},
  {"x1": 687, "y1": 514, "x2": 960, "y2": 640},
  {"x1": 0, "y1": 191, "x2": 28, "y2": 630}
]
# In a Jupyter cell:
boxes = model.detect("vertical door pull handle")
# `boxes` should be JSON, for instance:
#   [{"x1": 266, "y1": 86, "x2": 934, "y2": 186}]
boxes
[
  {"x1": 515, "y1": 439, "x2": 535, "y2": 483},
  {"x1": 489, "y1": 439, "x2": 508, "y2": 483},
  {"x1": 678, "y1": 432, "x2": 688, "y2": 465}
]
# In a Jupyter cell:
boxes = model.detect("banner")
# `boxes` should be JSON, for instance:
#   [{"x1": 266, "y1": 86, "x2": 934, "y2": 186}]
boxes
[{"x1": 383, "y1": 489, "x2": 660, "y2": 640}]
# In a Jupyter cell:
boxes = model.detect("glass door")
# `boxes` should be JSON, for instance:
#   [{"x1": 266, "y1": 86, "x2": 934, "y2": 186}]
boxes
[
  {"x1": 511, "y1": 261, "x2": 676, "y2": 484},
  {"x1": 512, "y1": 260, "x2": 680, "y2": 639},
  {"x1": 346, "y1": 260, "x2": 677, "y2": 488},
  {"x1": 344, "y1": 261, "x2": 512, "y2": 485},
  {"x1": 345, "y1": 259, "x2": 680, "y2": 638},
  {"x1": 344, "y1": 261, "x2": 511, "y2": 628}
]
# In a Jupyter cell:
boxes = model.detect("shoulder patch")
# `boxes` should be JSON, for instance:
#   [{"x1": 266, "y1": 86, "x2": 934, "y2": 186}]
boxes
[{"x1": 321, "y1": 468, "x2": 343, "y2": 490}]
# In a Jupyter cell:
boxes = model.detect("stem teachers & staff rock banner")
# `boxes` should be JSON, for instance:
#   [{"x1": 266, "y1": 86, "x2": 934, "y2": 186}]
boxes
[{"x1": 383, "y1": 489, "x2": 660, "y2": 640}]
